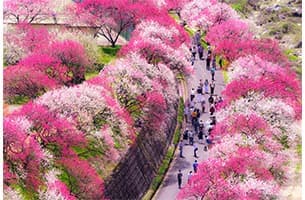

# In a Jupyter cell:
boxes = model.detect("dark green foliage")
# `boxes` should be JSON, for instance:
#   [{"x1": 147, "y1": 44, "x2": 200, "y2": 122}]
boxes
[
  {"x1": 101, "y1": 45, "x2": 121, "y2": 57},
  {"x1": 173, "y1": 98, "x2": 184, "y2": 145},
  {"x1": 280, "y1": 135, "x2": 289, "y2": 149},
  {"x1": 151, "y1": 147, "x2": 175, "y2": 191},
  {"x1": 9, "y1": 95, "x2": 30, "y2": 105},
  {"x1": 58, "y1": 167, "x2": 79, "y2": 195},
  {"x1": 13, "y1": 182, "x2": 38, "y2": 200},
  {"x1": 73, "y1": 139, "x2": 105, "y2": 159}
]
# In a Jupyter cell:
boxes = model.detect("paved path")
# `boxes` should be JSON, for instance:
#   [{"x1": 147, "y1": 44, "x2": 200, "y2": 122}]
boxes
[{"x1": 153, "y1": 52, "x2": 225, "y2": 200}]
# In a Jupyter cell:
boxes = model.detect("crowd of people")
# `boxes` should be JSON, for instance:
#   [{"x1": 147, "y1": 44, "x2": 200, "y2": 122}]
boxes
[{"x1": 177, "y1": 31, "x2": 223, "y2": 189}]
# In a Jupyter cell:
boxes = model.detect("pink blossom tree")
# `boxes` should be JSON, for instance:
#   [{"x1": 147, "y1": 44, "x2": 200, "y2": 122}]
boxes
[
  {"x1": 180, "y1": 0, "x2": 215, "y2": 28},
  {"x1": 39, "y1": 170, "x2": 77, "y2": 200},
  {"x1": 19, "y1": 54, "x2": 70, "y2": 85},
  {"x1": 120, "y1": 20, "x2": 192, "y2": 73},
  {"x1": 4, "y1": 24, "x2": 53, "y2": 64},
  {"x1": 217, "y1": 93, "x2": 299, "y2": 148},
  {"x1": 137, "y1": 91, "x2": 167, "y2": 130},
  {"x1": 200, "y1": 2, "x2": 239, "y2": 28},
  {"x1": 70, "y1": 0, "x2": 160, "y2": 47},
  {"x1": 222, "y1": 75, "x2": 301, "y2": 119},
  {"x1": 245, "y1": 38, "x2": 289, "y2": 67},
  {"x1": 59, "y1": 151, "x2": 105, "y2": 200},
  {"x1": 11, "y1": 103, "x2": 87, "y2": 150},
  {"x1": 205, "y1": 19, "x2": 253, "y2": 62},
  {"x1": 178, "y1": 147, "x2": 279, "y2": 200},
  {"x1": 99, "y1": 53, "x2": 178, "y2": 123},
  {"x1": 49, "y1": 40, "x2": 89, "y2": 85},
  {"x1": 4, "y1": 0, "x2": 55, "y2": 24},
  {"x1": 4, "y1": 65, "x2": 59, "y2": 103},
  {"x1": 4, "y1": 117, "x2": 44, "y2": 192}
]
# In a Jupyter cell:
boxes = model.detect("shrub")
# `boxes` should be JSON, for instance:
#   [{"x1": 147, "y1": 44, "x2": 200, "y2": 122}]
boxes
[{"x1": 4, "y1": 65, "x2": 58, "y2": 103}]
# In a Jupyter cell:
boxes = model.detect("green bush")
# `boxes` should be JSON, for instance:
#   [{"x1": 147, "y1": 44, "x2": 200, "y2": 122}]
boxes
[
  {"x1": 101, "y1": 45, "x2": 121, "y2": 57},
  {"x1": 58, "y1": 167, "x2": 79, "y2": 195},
  {"x1": 13, "y1": 182, "x2": 38, "y2": 200},
  {"x1": 280, "y1": 135, "x2": 289, "y2": 149},
  {"x1": 9, "y1": 95, "x2": 30, "y2": 105},
  {"x1": 151, "y1": 146, "x2": 175, "y2": 191},
  {"x1": 73, "y1": 139, "x2": 106, "y2": 159}
]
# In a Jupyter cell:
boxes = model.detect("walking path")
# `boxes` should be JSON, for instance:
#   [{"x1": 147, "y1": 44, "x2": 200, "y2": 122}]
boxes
[{"x1": 153, "y1": 52, "x2": 225, "y2": 200}]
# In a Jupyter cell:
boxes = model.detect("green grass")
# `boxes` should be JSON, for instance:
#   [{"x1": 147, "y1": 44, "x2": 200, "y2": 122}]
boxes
[
  {"x1": 8, "y1": 95, "x2": 30, "y2": 105},
  {"x1": 97, "y1": 45, "x2": 121, "y2": 65},
  {"x1": 231, "y1": 0, "x2": 248, "y2": 14},
  {"x1": 151, "y1": 146, "x2": 175, "y2": 191},
  {"x1": 173, "y1": 98, "x2": 184, "y2": 145},
  {"x1": 176, "y1": 73, "x2": 185, "y2": 80},
  {"x1": 169, "y1": 12, "x2": 180, "y2": 21},
  {"x1": 200, "y1": 38, "x2": 208, "y2": 50},
  {"x1": 184, "y1": 26, "x2": 196, "y2": 37},
  {"x1": 85, "y1": 71, "x2": 100, "y2": 80},
  {"x1": 222, "y1": 70, "x2": 229, "y2": 84},
  {"x1": 284, "y1": 49, "x2": 299, "y2": 62}
]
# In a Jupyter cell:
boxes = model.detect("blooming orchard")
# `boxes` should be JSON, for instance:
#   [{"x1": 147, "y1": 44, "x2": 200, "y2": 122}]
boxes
[{"x1": 4, "y1": 0, "x2": 301, "y2": 199}]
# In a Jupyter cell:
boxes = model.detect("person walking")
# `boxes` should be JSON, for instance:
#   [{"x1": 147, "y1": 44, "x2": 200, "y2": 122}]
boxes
[
  {"x1": 208, "y1": 95, "x2": 214, "y2": 106},
  {"x1": 190, "y1": 54, "x2": 195, "y2": 66},
  {"x1": 190, "y1": 88, "x2": 195, "y2": 101},
  {"x1": 210, "y1": 104, "x2": 215, "y2": 116},
  {"x1": 197, "y1": 86, "x2": 202, "y2": 95},
  {"x1": 189, "y1": 130, "x2": 194, "y2": 145},
  {"x1": 179, "y1": 140, "x2": 184, "y2": 158},
  {"x1": 183, "y1": 128, "x2": 189, "y2": 141},
  {"x1": 191, "y1": 45, "x2": 197, "y2": 60},
  {"x1": 193, "y1": 160, "x2": 198, "y2": 173},
  {"x1": 193, "y1": 143, "x2": 198, "y2": 158},
  {"x1": 204, "y1": 79, "x2": 209, "y2": 94},
  {"x1": 199, "y1": 119, "x2": 204, "y2": 131},
  {"x1": 191, "y1": 109, "x2": 197, "y2": 127},
  {"x1": 177, "y1": 170, "x2": 183, "y2": 189},
  {"x1": 199, "y1": 79, "x2": 204, "y2": 88},
  {"x1": 218, "y1": 56, "x2": 223, "y2": 69},
  {"x1": 206, "y1": 53, "x2": 211, "y2": 70},
  {"x1": 211, "y1": 66, "x2": 216, "y2": 81},
  {"x1": 195, "y1": 30, "x2": 201, "y2": 45},
  {"x1": 200, "y1": 95, "x2": 206, "y2": 113},
  {"x1": 210, "y1": 81, "x2": 215, "y2": 95},
  {"x1": 187, "y1": 171, "x2": 193, "y2": 184},
  {"x1": 212, "y1": 58, "x2": 216, "y2": 69},
  {"x1": 198, "y1": 44, "x2": 203, "y2": 60},
  {"x1": 194, "y1": 117, "x2": 199, "y2": 134},
  {"x1": 198, "y1": 129, "x2": 204, "y2": 144}
]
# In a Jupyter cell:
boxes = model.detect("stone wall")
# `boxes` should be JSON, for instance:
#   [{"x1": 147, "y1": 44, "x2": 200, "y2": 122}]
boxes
[{"x1": 105, "y1": 100, "x2": 179, "y2": 200}]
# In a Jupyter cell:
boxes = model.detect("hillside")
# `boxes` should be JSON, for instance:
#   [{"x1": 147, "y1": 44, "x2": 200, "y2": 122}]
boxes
[{"x1": 225, "y1": 0, "x2": 302, "y2": 76}]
